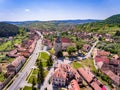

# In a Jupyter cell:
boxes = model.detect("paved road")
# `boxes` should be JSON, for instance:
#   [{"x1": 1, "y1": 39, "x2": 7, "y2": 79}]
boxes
[
  {"x1": 78, "y1": 39, "x2": 99, "y2": 60},
  {"x1": 7, "y1": 31, "x2": 43, "y2": 90},
  {"x1": 84, "y1": 39, "x2": 99, "y2": 58},
  {"x1": 40, "y1": 62, "x2": 56, "y2": 90}
]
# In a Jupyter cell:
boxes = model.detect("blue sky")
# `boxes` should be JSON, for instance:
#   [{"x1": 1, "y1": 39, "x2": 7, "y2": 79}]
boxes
[{"x1": 0, "y1": 0, "x2": 120, "y2": 21}]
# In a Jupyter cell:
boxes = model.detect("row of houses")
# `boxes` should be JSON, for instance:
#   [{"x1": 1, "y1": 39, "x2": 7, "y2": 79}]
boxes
[
  {"x1": 77, "y1": 67, "x2": 106, "y2": 90},
  {"x1": 52, "y1": 63, "x2": 82, "y2": 90},
  {"x1": 0, "y1": 31, "x2": 39, "y2": 89},
  {"x1": 94, "y1": 49, "x2": 120, "y2": 86},
  {"x1": 5, "y1": 56, "x2": 26, "y2": 77}
]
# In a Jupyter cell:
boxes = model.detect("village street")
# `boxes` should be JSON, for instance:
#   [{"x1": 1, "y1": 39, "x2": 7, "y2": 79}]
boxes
[{"x1": 7, "y1": 31, "x2": 43, "y2": 90}]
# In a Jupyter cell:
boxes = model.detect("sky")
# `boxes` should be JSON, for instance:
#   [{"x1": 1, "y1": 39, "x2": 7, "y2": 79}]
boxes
[{"x1": 0, "y1": 0, "x2": 120, "y2": 21}]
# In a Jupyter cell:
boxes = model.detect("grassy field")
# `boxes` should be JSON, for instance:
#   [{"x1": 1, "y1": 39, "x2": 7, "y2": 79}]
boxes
[
  {"x1": 0, "y1": 32, "x2": 28, "y2": 52},
  {"x1": 28, "y1": 75, "x2": 37, "y2": 84},
  {"x1": 0, "y1": 72, "x2": 6, "y2": 82},
  {"x1": 28, "y1": 69, "x2": 38, "y2": 84},
  {"x1": 23, "y1": 86, "x2": 32, "y2": 90},
  {"x1": 71, "y1": 58, "x2": 96, "y2": 71},
  {"x1": 28, "y1": 68, "x2": 48, "y2": 84},
  {"x1": 37, "y1": 52, "x2": 50, "y2": 67},
  {"x1": 0, "y1": 41, "x2": 13, "y2": 51},
  {"x1": 71, "y1": 61, "x2": 83, "y2": 69},
  {"x1": 38, "y1": 52, "x2": 50, "y2": 60}
]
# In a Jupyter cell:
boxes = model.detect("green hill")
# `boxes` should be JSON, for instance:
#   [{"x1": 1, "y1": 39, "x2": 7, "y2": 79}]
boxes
[
  {"x1": 104, "y1": 14, "x2": 120, "y2": 24},
  {"x1": 76, "y1": 14, "x2": 120, "y2": 35},
  {"x1": 6, "y1": 20, "x2": 100, "y2": 31},
  {"x1": 0, "y1": 22, "x2": 19, "y2": 37}
]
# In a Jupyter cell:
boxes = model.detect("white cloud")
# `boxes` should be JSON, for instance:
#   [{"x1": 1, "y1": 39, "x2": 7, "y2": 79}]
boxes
[{"x1": 25, "y1": 9, "x2": 30, "y2": 12}]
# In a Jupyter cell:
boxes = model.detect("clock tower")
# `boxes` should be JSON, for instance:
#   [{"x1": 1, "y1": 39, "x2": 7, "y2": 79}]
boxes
[{"x1": 54, "y1": 32, "x2": 62, "y2": 54}]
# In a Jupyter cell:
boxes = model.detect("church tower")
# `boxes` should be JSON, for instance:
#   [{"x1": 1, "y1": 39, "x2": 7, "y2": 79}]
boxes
[{"x1": 54, "y1": 32, "x2": 62, "y2": 54}]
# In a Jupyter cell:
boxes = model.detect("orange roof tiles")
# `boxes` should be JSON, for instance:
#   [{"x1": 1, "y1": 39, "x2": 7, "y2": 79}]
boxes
[
  {"x1": 61, "y1": 38, "x2": 71, "y2": 43},
  {"x1": 70, "y1": 79, "x2": 80, "y2": 90},
  {"x1": 53, "y1": 68, "x2": 67, "y2": 79},
  {"x1": 103, "y1": 70, "x2": 120, "y2": 85},
  {"x1": 78, "y1": 68, "x2": 94, "y2": 83},
  {"x1": 12, "y1": 56, "x2": 26, "y2": 67},
  {"x1": 97, "y1": 50, "x2": 110, "y2": 56},
  {"x1": 90, "y1": 81, "x2": 101, "y2": 90}
]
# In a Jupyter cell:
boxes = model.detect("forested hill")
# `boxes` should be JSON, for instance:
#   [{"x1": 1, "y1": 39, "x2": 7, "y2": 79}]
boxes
[
  {"x1": 104, "y1": 14, "x2": 120, "y2": 24},
  {"x1": 0, "y1": 22, "x2": 19, "y2": 37},
  {"x1": 76, "y1": 14, "x2": 120, "y2": 35},
  {"x1": 5, "y1": 19, "x2": 101, "y2": 31}
]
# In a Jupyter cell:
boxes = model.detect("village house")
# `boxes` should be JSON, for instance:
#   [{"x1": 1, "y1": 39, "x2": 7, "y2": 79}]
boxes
[
  {"x1": 70, "y1": 79, "x2": 81, "y2": 90},
  {"x1": 82, "y1": 44, "x2": 91, "y2": 52},
  {"x1": 78, "y1": 67, "x2": 106, "y2": 90},
  {"x1": 95, "y1": 56, "x2": 109, "y2": 64},
  {"x1": 21, "y1": 50, "x2": 30, "y2": 58},
  {"x1": 6, "y1": 56, "x2": 26, "y2": 76},
  {"x1": 52, "y1": 68, "x2": 67, "y2": 87},
  {"x1": 101, "y1": 58, "x2": 120, "y2": 86},
  {"x1": 14, "y1": 44, "x2": 26, "y2": 52},
  {"x1": 97, "y1": 50, "x2": 110, "y2": 56},
  {"x1": 28, "y1": 39, "x2": 37, "y2": 53},
  {"x1": 112, "y1": 54, "x2": 119, "y2": 60},
  {"x1": 102, "y1": 70, "x2": 120, "y2": 86},
  {"x1": 6, "y1": 49, "x2": 20, "y2": 58},
  {"x1": 42, "y1": 39, "x2": 53, "y2": 49},
  {"x1": 52, "y1": 64, "x2": 82, "y2": 88},
  {"x1": 61, "y1": 37, "x2": 73, "y2": 50},
  {"x1": 94, "y1": 49, "x2": 110, "y2": 69},
  {"x1": 8, "y1": 36, "x2": 14, "y2": 41},
  {"x1": 94, "y1": 49, "x2": 120, "y2": 86},
  {"x1": 75, "y1": 31, "x2": 93, "y2": 42}
]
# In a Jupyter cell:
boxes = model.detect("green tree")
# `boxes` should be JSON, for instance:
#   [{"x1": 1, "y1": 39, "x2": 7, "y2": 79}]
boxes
[
  {"x1": 32, "y1": 78, "x2": 36, "y2": 90},
  {"x1": 47, "y1": 55, "x2": 53, "y2": 68},
  {"x1": 67, "y1": 46, "x2": 76, "y2": 55},
  {"x1": 76, "y1": 42, "x2": 83, "y2": 51},
  {"x1": 37, "y1": 59, "x2": 44, "y2": 88},
  {"x1": 57, "y1": 51, "x2": 63, "y2": 58}
]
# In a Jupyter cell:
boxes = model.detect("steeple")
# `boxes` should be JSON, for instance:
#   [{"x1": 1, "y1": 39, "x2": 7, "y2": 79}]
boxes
[{"x1": 55, "y1": 32, "x2": 61, "y2": 43}]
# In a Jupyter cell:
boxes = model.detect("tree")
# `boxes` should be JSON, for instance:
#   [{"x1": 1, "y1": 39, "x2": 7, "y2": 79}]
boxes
[
  {"x1": 115, "y1": 30, "x2": 120, "y2": 36},
  {"x1": 57, "y1": 51, "x2": 63, "y2": 58},
  {"x1": 37, "y1": 59, "x2": 44, "y2": 88},
  {"x1": 32, "y1": 78, "x2": 36, "y2": 90},
  {"x1": 47, "y1": 55, "x2": 53, "y2": 68},
  {"x1": 67, "y1": 46, "x2": 76, "y2": 55},
  {"x1": 76, "y1": 42, "x2": 83, "y2": 51}
]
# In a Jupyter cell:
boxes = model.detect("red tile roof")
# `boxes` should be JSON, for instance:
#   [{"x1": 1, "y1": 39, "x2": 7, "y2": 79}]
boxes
[
  {"x1": 70, "y1": 79, "x2": 80, "y2": 90},
  {"x1": 12, "y1": 56, "x2": 26, "y2": 67},
  {"x1": 61, "y1": 38, "x2": 71, "y2": 43},
  {"x1": 103, "y1": 70, "x2": 120, "y2": 85},
  {"x1": 90, "y1": 81, "x2": 101, "y2": 90},
  {"x1": 95, "y1": 56, "x2": 109, "y2": 63},
  {"x1": 78, "y1": 68, "x2": 94, "y2": 83},
  {"x1": 97, "y1": 50, "x2": 110, "y2": 56},
  {"x1": 52, "y1": 68, "x2": 67, "y2": 79}
]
